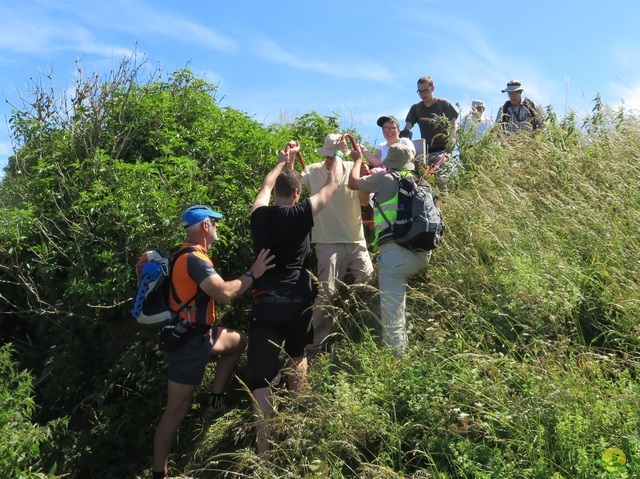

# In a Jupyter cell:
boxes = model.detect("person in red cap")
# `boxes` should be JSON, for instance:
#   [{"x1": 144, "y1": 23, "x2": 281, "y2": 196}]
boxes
[{"x1": 150, "y1": 205, "x2": 275, "y2": 479}]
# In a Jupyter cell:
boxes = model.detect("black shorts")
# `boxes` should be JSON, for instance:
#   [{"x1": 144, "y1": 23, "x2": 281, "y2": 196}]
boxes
[{"x1": 247, "y1": 300, "x2": 313, "y2": 390}]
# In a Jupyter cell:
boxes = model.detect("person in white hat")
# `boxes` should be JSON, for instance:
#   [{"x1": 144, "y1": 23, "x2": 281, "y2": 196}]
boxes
[
  {"x1": 496, "y1": 80, "x2": 544, "y2": 133},
  {"x1": 461, "y1": 100, "x2": 494, "y2": 144},
  {"x1": 301, "y1": 134, "x2": 374, "y2": 357}
]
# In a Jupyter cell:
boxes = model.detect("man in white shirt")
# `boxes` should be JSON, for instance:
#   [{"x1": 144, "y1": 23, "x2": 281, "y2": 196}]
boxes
[{"x1": 461, "y1": 100, "x2": 494, "y2": 144}]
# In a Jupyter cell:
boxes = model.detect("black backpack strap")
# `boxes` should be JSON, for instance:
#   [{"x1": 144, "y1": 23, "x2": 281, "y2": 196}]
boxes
[
  {"x1": 522, "y1": 98, "x2": 535, "y2": 113},
  {"x1": 499, "y1": 100, "x2": 511, "y2": 123},
  {"x1": 522, "y1": 99, "x2": 542, "y2": 128},
  {"x1": 168, "y1": 246, "x2": 203, "y2": 316}
]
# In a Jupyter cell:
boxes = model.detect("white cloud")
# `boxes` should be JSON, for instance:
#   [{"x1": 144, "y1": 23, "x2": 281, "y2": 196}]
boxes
[
  {"x1": 250, "y1": 37, "x2": 394, "y2": 83},
  {"x1": 611, "y1": 46, "x2": 640, "y2": 71},
  {"x1": 74, "y1": 0, "x2": 239, "y2": 54},
  {"x1": 0, "y1": 0, "x2": 237, "y2": 60},
  {"x1": 608, "y1": 80, "x2": 640, "y2": 113},
  {"x1": 0, "y1": 3, "x2": 133, "y2": 58}
]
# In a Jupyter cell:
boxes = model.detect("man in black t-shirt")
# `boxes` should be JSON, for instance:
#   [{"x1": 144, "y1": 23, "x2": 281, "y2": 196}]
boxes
[
  {"x1": 404, "y1": 75, "x2": 459, "y2": 192},
  {"x1": 248, "y1": 142, "x2": 344, "y2": 455},
  {"x1": 404, "y1": 75, "x2": 458, "y2": 153}
]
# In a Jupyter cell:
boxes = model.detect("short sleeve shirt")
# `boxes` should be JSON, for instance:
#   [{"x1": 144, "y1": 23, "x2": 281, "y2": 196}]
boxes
[
  {"x1": 405, "y1": 98, "x2": 458, "y2": 152},
  {"x1": 358, "y1": 170, "x2": 404, "y2": 243},
  {"x1": 250, "y1": 198, "x2": 315, "y2": 298},
  {"x1": 169, "y1": 243, "x2": 218, "y2": 325},
  {"x1": 358, "y1": 170, "x2": 399, "y2": 202},
  {"x1": 378, "y1": 138, "x2": 415, "y2": 161},
  {"x1": 301, "y1": 161, "x2": 365, "y2": 244}
]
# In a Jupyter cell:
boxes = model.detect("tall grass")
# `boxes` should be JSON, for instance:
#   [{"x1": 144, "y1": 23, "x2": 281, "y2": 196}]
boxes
[{"x1": 140, "y1": 108, "x2": 640, "y2": 478}]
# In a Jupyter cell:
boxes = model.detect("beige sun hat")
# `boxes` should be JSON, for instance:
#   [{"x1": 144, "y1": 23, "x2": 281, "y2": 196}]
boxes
[{"x1": 317, "y1": 134, "x2": 350, "y2": 156}]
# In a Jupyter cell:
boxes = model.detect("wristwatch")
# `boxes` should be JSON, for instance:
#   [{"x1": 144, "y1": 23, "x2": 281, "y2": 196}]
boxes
[{"x1": 245, "y1": 270, "x2": 255, "y2": 281}]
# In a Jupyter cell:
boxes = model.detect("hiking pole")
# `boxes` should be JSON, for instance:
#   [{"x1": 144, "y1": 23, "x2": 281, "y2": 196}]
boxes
[
  {"x1": 338, "y1": 133, "x2": 358, "y2": 152},
  {"x1": 284, "y1": 140, "x2": 306, "y2": 170},
  {"x1": 338, "y1": 133, "x2": 373, "y2": 176}
]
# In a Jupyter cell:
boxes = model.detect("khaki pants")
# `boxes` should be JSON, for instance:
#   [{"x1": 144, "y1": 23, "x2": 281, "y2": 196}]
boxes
[{"x1": 307, "y1": 241, "x2": 373, "y2": 353}]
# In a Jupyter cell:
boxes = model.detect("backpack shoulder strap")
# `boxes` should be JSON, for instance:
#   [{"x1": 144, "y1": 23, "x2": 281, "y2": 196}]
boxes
[
  {"x1": 521, "y1": 98, "x2": 533, "y2": 116},
  {"x1": 522, "y1": 99, "x2": 542, "y2": 127},
  {"x1": 500, "y1": 101, "x2": 511, "y2": 123}
]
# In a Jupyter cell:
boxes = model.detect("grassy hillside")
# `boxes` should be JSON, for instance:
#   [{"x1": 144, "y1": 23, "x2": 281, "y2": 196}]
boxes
[
  {"x1": 1, "y1": 62, "x2": 639, "y2": 478},
  {"x1": 149, "y1": 109, "x2": 640, "y2": 479}
]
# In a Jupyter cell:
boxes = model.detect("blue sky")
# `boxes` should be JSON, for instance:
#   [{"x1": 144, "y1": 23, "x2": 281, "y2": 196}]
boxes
[{"x1": 2, "y1": 0, "x2": 640, "y2": 173}]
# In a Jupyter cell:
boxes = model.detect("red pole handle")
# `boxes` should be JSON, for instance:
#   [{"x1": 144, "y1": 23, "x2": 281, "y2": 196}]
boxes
[{"x1": 296, "y1": 151, "x2": 305, "y2": 169}]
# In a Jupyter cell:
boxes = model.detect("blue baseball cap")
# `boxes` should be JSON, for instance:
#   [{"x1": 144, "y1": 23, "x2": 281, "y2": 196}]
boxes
[{"x1": 181, "y1": 205, "x2": 223, "y2": 228}]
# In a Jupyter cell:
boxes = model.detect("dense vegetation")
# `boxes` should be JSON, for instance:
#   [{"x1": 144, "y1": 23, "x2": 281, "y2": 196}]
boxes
[{"x1": 1, "y1": 57, "x2": 639, "y2": 478}]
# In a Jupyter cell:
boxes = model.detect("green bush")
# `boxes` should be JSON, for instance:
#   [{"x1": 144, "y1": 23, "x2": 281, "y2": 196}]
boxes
[
  {"x1": 0, "y1": 344, "x2": 62, "y2": 478},
  {"x1": 2, "y1": 57, "x2": 640, "y2": 478}
]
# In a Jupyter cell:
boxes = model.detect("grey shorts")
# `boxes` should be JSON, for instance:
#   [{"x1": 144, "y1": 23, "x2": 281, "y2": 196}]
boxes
[{"x1": 163, "y1": 325, "x2": 218, "y2": 386}]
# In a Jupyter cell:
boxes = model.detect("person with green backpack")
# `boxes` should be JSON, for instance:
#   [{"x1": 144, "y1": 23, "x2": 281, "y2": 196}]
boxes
[{"x1": 348, "y1": 143, "x2": 433, "y2": 356}]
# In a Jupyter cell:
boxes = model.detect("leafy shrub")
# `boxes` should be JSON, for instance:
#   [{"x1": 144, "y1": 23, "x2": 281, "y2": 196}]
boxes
[
  {"x1": 0, "y1": 344, "x2": 62, "y2": 478},
  {"x1": 2, "y1": 56, "x2": 640, "y2": 479}
]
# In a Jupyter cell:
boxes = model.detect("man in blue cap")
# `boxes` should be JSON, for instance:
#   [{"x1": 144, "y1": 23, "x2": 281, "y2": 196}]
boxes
[{"x1": 151, "y1": 205, "x2": 275, "y2": 479}]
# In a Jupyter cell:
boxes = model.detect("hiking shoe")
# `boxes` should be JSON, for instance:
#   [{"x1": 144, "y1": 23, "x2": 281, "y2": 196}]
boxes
[{"x1": 202, "y1": 394, "x2": 227, "y2": 420}]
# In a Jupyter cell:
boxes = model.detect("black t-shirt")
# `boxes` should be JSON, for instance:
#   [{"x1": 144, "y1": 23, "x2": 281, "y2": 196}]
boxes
[
  {"x1": 405, "y1": 98, "x2": 458, "y2": 152},
  {"x1": 250, "y1": 198, "x2": 315, "y2": 298}
]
